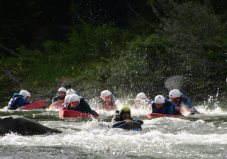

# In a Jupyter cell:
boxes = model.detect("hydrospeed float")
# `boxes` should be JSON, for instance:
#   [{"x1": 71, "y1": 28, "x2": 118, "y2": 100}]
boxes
[
  {"x1": 49, "y1": 100, "x2": 64, "y2": 109},
  {"x1": 147, "y1": 113, "x2": 184, "y2": 119},
  {"x1": 59, "y1": 107, "x2": 99, "y2": 118},
  {"x1": 95, "y1": 105, "x2": 117, "y2": 111},
  {"x1": 175, "y1": 107, "x2": 204, "y2": 115},
  {"x1": 112, "y1": 120, "x2": 143, "y2": 131},
  {"x1": 18, "y1": 100, "x2": 47, "y2": 110},
  {"x1": 131, "y1": 104, "x2": 151, "y2": 110},
  {"x1": 176, "y1": 107, "x2": 192, "y2": 112}
]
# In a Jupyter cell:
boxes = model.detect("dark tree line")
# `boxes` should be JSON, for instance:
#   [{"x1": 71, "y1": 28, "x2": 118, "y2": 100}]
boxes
[{"x1": 0, "y1": 0, "x2": 226, "y2": 102}]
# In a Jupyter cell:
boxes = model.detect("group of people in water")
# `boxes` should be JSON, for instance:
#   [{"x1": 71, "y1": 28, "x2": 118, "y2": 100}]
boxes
[{"x1": 7, "y1": 87, "x2": 197, "y2": 130}]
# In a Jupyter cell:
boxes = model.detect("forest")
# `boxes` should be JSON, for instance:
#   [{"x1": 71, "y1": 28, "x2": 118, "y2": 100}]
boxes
[{"x1": 0, "y1": 0, "x2": 226, "y2": 103}]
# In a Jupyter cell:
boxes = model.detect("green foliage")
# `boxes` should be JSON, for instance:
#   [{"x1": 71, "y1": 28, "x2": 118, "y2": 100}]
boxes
[
  {"x1": 147, "y1": 0, "x2": 227, "y2": 97},
  {"x1": 107, "y1": 34, "x2": 170, "y2": 95},
  {"x1": 0, "y1": 0, "x2": 227, "y2": 101},
  {"x1": 0, "y1": 23, "x2": 133, "y2": 90},
  {"x1": 67, "y1": 24, "x2": 131, "y2": 63},
  {"x1": 42, "y1": 41, "x2": 67, "y2": 55}
]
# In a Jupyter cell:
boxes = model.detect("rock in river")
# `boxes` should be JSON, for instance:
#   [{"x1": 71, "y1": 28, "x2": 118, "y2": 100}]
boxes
[{"x1": 0, "y1": 116, "x2": 62, "y2": 136}]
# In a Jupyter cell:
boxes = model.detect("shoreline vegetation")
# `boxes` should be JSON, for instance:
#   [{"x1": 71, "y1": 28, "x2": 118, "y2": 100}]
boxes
[{"x1": 0, "y1": 0, "x2": 226, "y2": 102}]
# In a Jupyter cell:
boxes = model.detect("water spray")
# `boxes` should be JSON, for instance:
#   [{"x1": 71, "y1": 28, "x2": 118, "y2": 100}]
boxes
[{"x1": 214, "y1": 88, "x2": 219, "y2": 109}]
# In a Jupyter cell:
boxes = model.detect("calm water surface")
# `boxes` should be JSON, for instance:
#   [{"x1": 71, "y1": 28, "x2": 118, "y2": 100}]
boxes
[{"x1": 0, "y1": 101, "x2": 227, "y2": 159}]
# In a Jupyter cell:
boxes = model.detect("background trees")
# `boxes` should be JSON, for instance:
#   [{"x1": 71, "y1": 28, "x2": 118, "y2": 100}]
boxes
[{"x1": 0, "y1": 0, "x2": 226, "y2": 102}]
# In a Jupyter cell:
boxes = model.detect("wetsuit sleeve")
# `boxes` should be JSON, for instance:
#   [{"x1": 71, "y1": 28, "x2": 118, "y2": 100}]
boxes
[
  {"x1": 112, "y1": 116, "x2": 121, "y2": 123},
  {"x1": 7, "y1": 98, "x2": 17, "y2": 110},
  {"x1": 80, "y1": 98, "x2": 92, "y2": 114},
  {"x1": 172, "y1": 102, "x2": 180, "y2": 107},
  {"x1": 164, "y1": 100, "x2": 175, "y2": 115},
  {"x1": 166, "y1": 106, "x2": 174, "y2": 115},
  {"x1": 151, "y1": 103, "x2": 156, "y2": 113},
  {"x1": 135, "y1": 120, "x2": 144, "y2": 125},
  {"x1": 18, "y1": 97, "x2": 29, "y2": 107},
  {"x1": 186, "y1": 99, "x2": 192, "y2": 108}
]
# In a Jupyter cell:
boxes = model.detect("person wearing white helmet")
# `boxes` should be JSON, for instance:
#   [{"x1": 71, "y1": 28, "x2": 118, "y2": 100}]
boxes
[
  {"x1": 97, "y1": 90, "x2": 116, "y2": 106},
  {"x1": 136, "y1": 92, "x2": 147, "y2": 100},
  {"x1": 64, "y1": 94, "x2": 72, "y2": 107},
  {"x1": 169, "y1": 89, "x2": 192, "y2": 108},
  {"x1": 68, "y1": 94, "x2": 99, "y2": 116},
  {"x1": 8, "y1": 90, "x2": 30, "y2": 110},
  {"x1": 52, "y1": 87, "x2": 67, "y2": 103},
  {"x1": 131, "y1": 92, "x2": 151, "y2": 109},
  {"x1": 151, "y1": 95, "x2": 181, "y2": 115}
]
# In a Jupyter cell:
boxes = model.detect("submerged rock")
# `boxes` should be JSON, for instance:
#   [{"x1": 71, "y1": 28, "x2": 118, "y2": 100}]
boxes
[{"x1": 0, "y1": 116, "x2": 62, "y2": 136}]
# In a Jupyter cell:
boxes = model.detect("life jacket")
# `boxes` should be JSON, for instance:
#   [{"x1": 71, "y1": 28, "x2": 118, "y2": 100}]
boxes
[
  {"x1": 112, "y1": 120, "x2": 143, "y2": 131},
  {"x1": 68, "y1": 103, "x2": 81, "y2": 111},
  {"x1": 67, "y1": 97, "x2": 92, "y2": 114},
  {"x1": 52, "y1": 94, "x2": 65, "y2": 103},
  {"x1": 8, "y1": 94, "x2": 23, "y2": 110},
  {"x1": 112, "y1": 107, "x2": 143, "y2": 130},
  {"x1": 152, "y1": 99, "x2": 175, "y2": 115},
  {"x1": 173, "y1": 94, "x2": 192, "y2": 108}
]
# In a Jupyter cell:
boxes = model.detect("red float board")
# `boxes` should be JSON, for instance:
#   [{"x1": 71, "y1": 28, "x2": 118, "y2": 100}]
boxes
[
  {"x1": 176, "y1": 107, "x2": 192, "y2": 112},
  {"x1": 59, "y1": 107, "x2": 98, "y2": 118},
  {"x1": 18, "y1": 100, "x2": 47, "y2": 110},
  {"x1": 95, "y1": 105, "x2": 117, "y2": 111},
  {"x1": 147, "y1": 113, "x2": 184, "y2": 119},
  {"x1": 49, "y1": 100, "x2": 64, "y2": 109}
]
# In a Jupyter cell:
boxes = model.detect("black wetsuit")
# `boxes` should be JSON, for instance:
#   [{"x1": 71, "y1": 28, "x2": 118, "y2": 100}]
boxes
[{"x1": 112, "y1": 109, "x2": 143, "y2": 130}]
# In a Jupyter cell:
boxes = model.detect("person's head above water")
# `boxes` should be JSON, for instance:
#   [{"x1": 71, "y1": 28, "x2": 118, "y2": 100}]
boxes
[
  {"x1": 136, "y1": 92, "x2": 147, "y2": 104},
  {"x1": 120, "y1": 106, "x2": 131, "y2": 120},
  {"x1": 70, "y1": 94, "x2": 80, "y2": 109},
  {"x1": 154, "y1": 95, "x2": 165, "y2": 110},
  {"x1": 101, "y1": 90, "x2": 112, "y2": 104},
  {"x1": 169, "y1": 89, "x2": 181, "y2": 103},
  {"x1": 58, "y1": 87, "x2": 66, "y2": 98},
  {"x1": 66, "y1": 89, "x2": 75, "y2": 95},
  {"x1": 19, "y1": 90, "x2": 30, "y2": 101},
  {"x1": 136, "y1": 92, "x2": 147, "y2": 100},
  {"x1": 64, "y1": 94, "x2": 72, "y2": 105}
]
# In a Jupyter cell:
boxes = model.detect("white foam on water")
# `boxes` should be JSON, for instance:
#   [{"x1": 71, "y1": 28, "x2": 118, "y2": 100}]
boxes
[
  {"x1": 0, "y1": 100, "x2": 227, "y2": 158},
  {"x1": 1, "y1": 116, "x2": 227, "y2": 158}
]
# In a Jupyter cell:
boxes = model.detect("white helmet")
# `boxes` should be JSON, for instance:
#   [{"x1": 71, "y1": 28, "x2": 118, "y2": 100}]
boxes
[
  {"x1": 64, "y1": 94, "x2": 72, "y2": 104},
  {"x1": 155, "y1": 95, "x2": 165, "y2": 104},
  {"x1": 70, "y1": 94, "x2": 80, "y2": 103},
  {"x1": 19, "y1": 90, "x2": 31, "y2": 97},
  {"x1": 58, "y1": 87, "x2": 66, "y2": 93},
  {"x1": 101, "y1": 90, "x2": 112, "y2": 98},
  {"x1": 136, "y1": 92, "x2": 147, "y2": 100},
  {"x1": 169, "y1": 89, "x2": 181, "y2": 98},
  {"x1": 66, "y1": 89, "x2": 75, "y2": 95}
]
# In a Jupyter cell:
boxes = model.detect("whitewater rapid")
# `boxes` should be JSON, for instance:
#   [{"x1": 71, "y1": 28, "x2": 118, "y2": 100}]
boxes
[{"x1": 0, "y1": 101, "x2": 227, "y2": 158}]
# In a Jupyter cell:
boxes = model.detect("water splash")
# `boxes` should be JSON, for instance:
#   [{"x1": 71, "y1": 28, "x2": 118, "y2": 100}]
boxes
[
  {"x1": 214, "y1": 88, "x2": 219, "y2": 109},
  {"x1": 164, "y1": 75, "x2": 183, "y2": 91},
  {"x1": 205, "y1": 88, "x2": 220, "y2": 110}
]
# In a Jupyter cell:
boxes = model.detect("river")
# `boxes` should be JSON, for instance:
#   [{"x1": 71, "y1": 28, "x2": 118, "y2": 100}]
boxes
[{"x1": 0, "y1": 100, "x2": 227, "y2": 159}]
